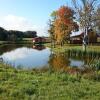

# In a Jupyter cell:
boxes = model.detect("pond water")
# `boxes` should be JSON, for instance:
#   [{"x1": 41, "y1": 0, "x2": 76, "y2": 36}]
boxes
[
  {"x1": 0, "y1": 45, "x2": 51, "y2": 69},
  {"x1": 0, "y1": 44, "x2": 95, "y2": 71}
]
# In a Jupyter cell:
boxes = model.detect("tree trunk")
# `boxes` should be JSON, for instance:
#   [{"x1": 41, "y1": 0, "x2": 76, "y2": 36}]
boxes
[{"x1": 83, "y1": 28, "x2": 88, "y2": 52}]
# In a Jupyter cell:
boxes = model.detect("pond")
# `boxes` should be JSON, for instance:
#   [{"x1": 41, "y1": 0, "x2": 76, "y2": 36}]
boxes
[
  {"x1": 0, "y1": 44, "x2": 51, "y2": 69},
  {"x1": 0, "y1": 44, "x2": 97, "y2": 71}
]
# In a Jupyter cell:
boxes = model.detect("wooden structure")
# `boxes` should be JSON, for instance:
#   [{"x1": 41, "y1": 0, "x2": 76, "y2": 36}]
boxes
[
  {"x1": 33, "y1": 37, "x2": 46, "y2": 44},
  {"x1": 70, "y1": 29, "x2": 97, "y2": 44},
  {"x1": 33, "y1": 45, "x2": 45, "y2": 50},
  {"x1": 70, "y1": 33, "x2": 83, "y2": 44}
]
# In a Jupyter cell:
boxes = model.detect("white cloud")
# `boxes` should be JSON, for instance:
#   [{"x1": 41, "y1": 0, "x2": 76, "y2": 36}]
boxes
[
  {"x1": 0, "y1": 15, "x2": 35, "y2": 31},
  {"x1": 0, "y1": 15, "x2": 48, "y2": 36}
]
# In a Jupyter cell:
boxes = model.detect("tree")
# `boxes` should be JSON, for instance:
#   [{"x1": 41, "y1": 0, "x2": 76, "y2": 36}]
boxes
[
  {"x1": 48, "y1": 19, "x2": 55, "y2": 47},
  {"x1": 72, "y1": 0, "x2": 100, "y2": 51},
  {"x1": 49, "y1": 6, "x2": 78, "y2": 46},
  {"x1": 95, "y1": 7, "x2": 100, "y2": 33},
  {"x1": 0, "y1": 27, "x2": 8, "y2": 41},
  {"x1": 24, "y1": 31, "x2": 37, "y2": 38},
  {"x1": 0, "y1": 26, "x2": 37, "y2": 41}
]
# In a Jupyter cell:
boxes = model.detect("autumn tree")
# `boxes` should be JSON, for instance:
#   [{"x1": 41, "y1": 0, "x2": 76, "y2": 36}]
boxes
[{"x1": 49, "y1": 6, "x2": 78, "y2": 46}]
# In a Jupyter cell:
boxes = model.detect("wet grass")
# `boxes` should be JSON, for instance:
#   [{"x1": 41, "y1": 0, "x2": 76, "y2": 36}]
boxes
[{"x1": 0, "y1": 63, "x2": 100, "y2": 100}]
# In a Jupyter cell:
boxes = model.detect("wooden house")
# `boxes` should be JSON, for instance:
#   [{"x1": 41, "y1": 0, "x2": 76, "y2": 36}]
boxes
[
  {"x1": 70, "y1": 29, "x2": 97, "y2": 44},
  {"x1": 32, "y1": 37, "x2": 46, "y2": 44},
  {"x1": 70, "y1": 33, "x2": 83, "y2": 44}
]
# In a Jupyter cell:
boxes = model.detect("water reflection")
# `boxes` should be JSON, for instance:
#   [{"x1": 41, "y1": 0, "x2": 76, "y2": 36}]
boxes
[
  {"x1": 33, "y1": 45, "x2": 45, "y2": 51},
  {"x1": 48, "y1": 52, "x2": 98, "y2": 73},
  {"x1": 49, "y1": 53, "x2": 70, "y2": 72},
  {"x1": 0, "y1": 45, "x2": 51, "y2": 69},
  {"x1": 0, "y1": 44, "x2": 32, "y2": 55},
  {"x1": 0, "y1": 44, "x2": 98, "y2": 72},
  {"x1": 69, "y1": 59, "x2": 84, "y2": 67}
]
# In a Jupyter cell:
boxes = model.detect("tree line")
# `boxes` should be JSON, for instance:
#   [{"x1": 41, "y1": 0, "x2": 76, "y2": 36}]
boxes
[{"x1": 0, "y1": 27, "x2": 37, "y2": 41}]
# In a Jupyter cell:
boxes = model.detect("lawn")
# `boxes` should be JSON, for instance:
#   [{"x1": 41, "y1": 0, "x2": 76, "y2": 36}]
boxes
[
  {"x1": 0, "y1": 38, "x2": 33, "y2": 45},
  {"x1": 0, "y1": 63, "x2": 100, "y2": 100}
]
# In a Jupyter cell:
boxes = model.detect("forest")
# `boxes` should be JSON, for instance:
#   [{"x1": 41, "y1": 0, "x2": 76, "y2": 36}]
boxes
[{"x1": 0, "y1": 27, "x2": 37, "y2": 41}]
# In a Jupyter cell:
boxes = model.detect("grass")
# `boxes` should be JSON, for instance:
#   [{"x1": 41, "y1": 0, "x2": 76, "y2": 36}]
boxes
[
  {"x1": 44, "y1": 43, "x2": 100, "y2": 53},
  {"x1": 0, "y1": 38, "x2": 33, "y2": 46},
  {"x1": 0, "y1": 42, "x2": 100, "y2": 99},
  {"x1": 0, "y1": 41, "x2": 9, "y2": 45},
  {"x1": 0, "y1": 63, "x2": 100, "y2": 100}
]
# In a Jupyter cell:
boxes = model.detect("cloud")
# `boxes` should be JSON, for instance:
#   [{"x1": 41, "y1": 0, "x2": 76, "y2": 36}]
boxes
[
  {"x1": 0, "y1": 15, "x2": 35, "y2": 31},
  {"x1": 0, "y1": 15, "x2": 48, "y2": 36}
]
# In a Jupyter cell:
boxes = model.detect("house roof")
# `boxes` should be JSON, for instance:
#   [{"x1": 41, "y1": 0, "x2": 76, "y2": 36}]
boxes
[
  {"x1": 70, "y1": 29, "x2": 84, "y2": 38},
  {"x1": 97, "y1": 33, "x2": 100, "y2": 37}
]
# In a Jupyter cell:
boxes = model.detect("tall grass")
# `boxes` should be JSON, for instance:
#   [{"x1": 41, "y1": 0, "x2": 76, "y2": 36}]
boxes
[{"x1": 66, "y1": 49, "x2": 100, "y2": 59}]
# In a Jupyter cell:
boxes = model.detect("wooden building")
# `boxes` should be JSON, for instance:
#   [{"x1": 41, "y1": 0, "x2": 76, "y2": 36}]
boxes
[
  {"x1": 32, "y1": 37, "x2": 46, "y2": 44},
  {"x1": 70, "y1": 33, "x2": 83, "y2": 44},
  {"x1": 70, "y1": 29, "x2": 97, "y2": 44}
]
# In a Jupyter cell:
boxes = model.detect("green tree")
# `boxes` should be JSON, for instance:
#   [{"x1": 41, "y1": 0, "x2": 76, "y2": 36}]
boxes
[
  {"x1": 48, "y1": 19, "x2": 55, "y2": 47},
  {"x1": 0, "y1": 27, "x2": 8, "y2": 41}
]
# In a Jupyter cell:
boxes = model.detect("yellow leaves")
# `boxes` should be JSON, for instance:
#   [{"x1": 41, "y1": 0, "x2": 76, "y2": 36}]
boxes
[
  {"x1": 49, "y1": 54, "x2": 70, "y2": 72},
  {"x1": 49, "y1": 6, "x2": 79, "y2": 45}
]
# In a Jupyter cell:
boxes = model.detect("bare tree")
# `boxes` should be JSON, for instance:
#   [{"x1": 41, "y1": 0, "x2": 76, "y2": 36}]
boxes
[
  {"x1": 95, "y1": 7, "x2": 100, "y2": 33},
  {"x1": 72, "y1": 0, "x2": 100, "y2": 51}
]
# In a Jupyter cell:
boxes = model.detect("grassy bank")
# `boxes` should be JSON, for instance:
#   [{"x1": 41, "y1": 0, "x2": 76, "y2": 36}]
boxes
[
  {"x1": 0, "y1": 38, "x2": 33, "y2": 46},
  {"x1": 0, "y1": 63, "x2": 100, "y2": 100},
  {"x1": 0, "y1": 41, "x2": 9, "y2": 45},
  {"x1": 45, "y1": 43, "x2": 100, "y2": 53}
]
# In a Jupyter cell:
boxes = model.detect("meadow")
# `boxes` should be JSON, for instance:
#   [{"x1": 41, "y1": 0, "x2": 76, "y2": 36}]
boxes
[{"x1": 0, "y1": 63, "x2": 100, "y2": 100}]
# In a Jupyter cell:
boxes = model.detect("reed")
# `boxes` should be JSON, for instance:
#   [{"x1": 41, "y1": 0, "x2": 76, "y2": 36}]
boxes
[{"x1": 66, "y1": 49, "x2": 100, "y2": 58}]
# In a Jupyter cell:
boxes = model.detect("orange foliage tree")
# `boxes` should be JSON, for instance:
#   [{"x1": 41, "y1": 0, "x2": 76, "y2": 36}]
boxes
[{"x1": 50, "y1": 6, "x2": 78, "y2": 46}]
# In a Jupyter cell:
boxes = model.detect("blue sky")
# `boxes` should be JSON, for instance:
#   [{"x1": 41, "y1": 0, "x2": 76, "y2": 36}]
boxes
[{"x1": 0, "y1": 0, "x2": 74, "y2": 36}]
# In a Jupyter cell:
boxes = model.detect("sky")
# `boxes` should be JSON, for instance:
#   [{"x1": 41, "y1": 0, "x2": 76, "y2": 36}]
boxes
[{"x1": 0, "y1": 0, "x2": 74, "y2": 36}]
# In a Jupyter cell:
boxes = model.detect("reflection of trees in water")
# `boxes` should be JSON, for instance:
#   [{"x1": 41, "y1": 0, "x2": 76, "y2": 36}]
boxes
[
  {"x1": 49, "y1": 52, "x2": 99, "y2": 73},
  {"x1": 49, "y1": 53, "x2": 70, "y2": 72},
  {"x1": 32, "y1": 45, "x2": 45, "y2": 51},
  {"x1": 0, "y1": 45, "x2": 21, "y2": 55},
  {"x1": 0, "y1": 44, "x2": 32, "y2": 55}
]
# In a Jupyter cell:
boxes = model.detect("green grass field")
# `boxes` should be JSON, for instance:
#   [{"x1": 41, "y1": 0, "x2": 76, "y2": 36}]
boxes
[
  {"x1": 0, "y1": 38, "x2": 33, "y2": 45},
  {"x1": 0, "y1": 63, "x2": 100, "y2": 100}
]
